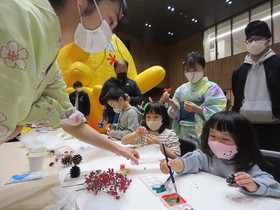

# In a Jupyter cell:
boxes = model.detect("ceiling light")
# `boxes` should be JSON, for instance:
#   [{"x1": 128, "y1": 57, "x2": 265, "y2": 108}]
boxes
[
  {"x1": 192, "y1": 18, "x2": 198, "y2": 23},
  {"x1": 168, "y1": 32, "x2": 174, "y2": 36},
  {"x1": 167, "y1": 6, "x2": 175, "y2": 11},
  {"x1": 180, "y1": 12, "x2": 183, "y2": 15},
  {"x1": 145, "y1": 23, "x2": 152, "y2": 27},
  {"x1": 226, "y1": 0, "x2": 233, "y2": 4}
]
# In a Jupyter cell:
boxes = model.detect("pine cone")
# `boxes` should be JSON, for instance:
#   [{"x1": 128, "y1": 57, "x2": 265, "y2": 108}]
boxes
[
  {"x1": 72, "y1": 154, "x2": 82, "y2": 165},
  {"x1": 70, "y1": 166, "x2": 81, "y2": 178},
  {"x1": 61, "y1": 155, "x2": 72, "y2": 166}
]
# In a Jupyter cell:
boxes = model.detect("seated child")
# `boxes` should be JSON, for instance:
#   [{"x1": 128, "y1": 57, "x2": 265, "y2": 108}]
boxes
[
  {"x1": 105, "y1": 88, "x2": 142, "y2": 140},
  {"x1": 160, "y1": 111, "x2": 280, "y2": 197},
  {"x1": 122, "y1": 102, "x2": 180, "y2": 158}
]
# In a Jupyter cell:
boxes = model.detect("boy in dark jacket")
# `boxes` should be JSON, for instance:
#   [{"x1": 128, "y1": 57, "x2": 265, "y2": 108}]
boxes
[{"x1": 69, "y1": 81, "x2": 90, "y2": 119}]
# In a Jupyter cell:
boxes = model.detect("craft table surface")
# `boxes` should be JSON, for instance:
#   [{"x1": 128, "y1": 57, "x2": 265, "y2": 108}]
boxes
[{"x1": 0, "y1": 131, "x2": 280, "y2": 210}]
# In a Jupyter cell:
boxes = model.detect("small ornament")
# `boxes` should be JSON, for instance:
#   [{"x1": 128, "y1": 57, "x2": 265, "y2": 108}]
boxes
[
  {"x1": 49, "y1": 162, "x2": 55, "y2": 167},
  {"x1": 70, "y1": 165, "x2": 81, "y2": 178},
  {"x1": 120, "y1": 164, "x2": 125, "y2": 170},
  {"x1": 72, "y1": 154, "x2": 82, "y2": 165},
  {"x1": 226, "y1": 174, "x2": 238, "y2": 187},
  {"x1": 61, "y1": 155, "x2": 73, "y2": 166}
]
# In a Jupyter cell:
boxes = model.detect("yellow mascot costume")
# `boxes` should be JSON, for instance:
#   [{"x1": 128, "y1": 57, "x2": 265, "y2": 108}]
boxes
[{"x1": 57, "y1": 34, "x2": 165, "y2": 133}]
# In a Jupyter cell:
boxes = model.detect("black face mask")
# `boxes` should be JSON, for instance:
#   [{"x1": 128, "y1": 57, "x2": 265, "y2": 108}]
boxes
[{"x1": 117, "y1": 73, "x2": 127, "y2": 82}]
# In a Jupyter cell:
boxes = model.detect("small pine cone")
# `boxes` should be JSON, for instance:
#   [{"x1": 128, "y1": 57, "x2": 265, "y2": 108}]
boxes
[
  {"x1": 61, "y1": 155, "x2": 72, "y2": 166},
  {"x1": 70, "y1": 166, "x2": 81, "y2": 178},
  {"x1": 72, "y1": 154, "x2": 82, "y2": 165}
]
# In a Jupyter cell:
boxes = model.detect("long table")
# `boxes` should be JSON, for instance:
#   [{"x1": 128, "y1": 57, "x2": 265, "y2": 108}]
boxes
[{"x1": 0, "y1": 132, "x2": 280, "y2": 210}]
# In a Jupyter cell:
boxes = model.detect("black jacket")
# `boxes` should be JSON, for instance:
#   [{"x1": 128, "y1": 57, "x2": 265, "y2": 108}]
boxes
[
  {"x1": 69, "y1": 91, "x2": 90, "y2": 117},
  {"x1": 99, "y1": 77, "x2": 143, "y2": 122},
  {"x1": 232, "y1": 55, "x2": 280, "y2": 119}
]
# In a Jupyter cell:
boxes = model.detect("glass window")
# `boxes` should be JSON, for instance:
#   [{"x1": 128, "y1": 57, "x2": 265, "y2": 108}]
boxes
[
  {"x1": 203, "y1": 26, "x2": 216, "y2": 62},
  {"x1": 217, "y1": 20, "x2": 232, "y2": 59},
  {"x1": 251, "y1": 2, "x2": 271, "y2": 29},
  {"x1": 232, "y1": 12, "x2": 249, "y2": 55},
  {"x1": 273, "y1": 0, "x2": 280, "y2": 43}
]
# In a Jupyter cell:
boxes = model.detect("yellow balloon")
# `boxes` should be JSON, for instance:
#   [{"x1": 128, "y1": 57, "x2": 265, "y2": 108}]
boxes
[{"x1": 57, "y1": 34, "x2": 165, "y2": 133}]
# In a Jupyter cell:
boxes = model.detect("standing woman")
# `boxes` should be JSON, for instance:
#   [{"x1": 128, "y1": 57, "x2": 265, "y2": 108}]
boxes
[
  {"x1": 161, "y1": 52, "x2": 226, "y2": 145},
  {"x1": 0, "y1": 0, "x2": 139, "y2": 163}
]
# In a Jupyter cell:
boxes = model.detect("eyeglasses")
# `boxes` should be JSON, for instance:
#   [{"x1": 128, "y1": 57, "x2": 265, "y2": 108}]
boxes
[{"x1": 245, "y1": 37, "x2": 266, "y2": 44}]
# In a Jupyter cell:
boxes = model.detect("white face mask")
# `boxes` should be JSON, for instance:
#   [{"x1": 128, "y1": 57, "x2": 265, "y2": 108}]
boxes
[
  {"x1": 185, "y1": 72, "x2": 204, "y2": 84},
  {"x1": 146, "y1": 120, "x2": 163, "y2": 131},
  {"x1": 76, "y1": 87, "x2": 82, "y2": 92},
  {"x1": 74, "y1": 0, "x2": 112, "y2": 53},
  {"x1": 113, "y1": 108, "x2": 122, "y2": 114},
  {"x1": 246, "y1": 40, "x2": 267, "y2": 55}
]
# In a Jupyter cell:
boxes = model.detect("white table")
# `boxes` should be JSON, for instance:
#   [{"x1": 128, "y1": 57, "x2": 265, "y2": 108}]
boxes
[{"x1": 57, "y1": 140, "x2": 280, "y2": 210}]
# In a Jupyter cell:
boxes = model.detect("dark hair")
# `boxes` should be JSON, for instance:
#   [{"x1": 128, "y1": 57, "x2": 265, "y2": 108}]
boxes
[
  {"x1": 49, "y1": 0, "x2": 127, "y2": 19},
  {"x1": 73, "y1": 81, "x2": 83, "y2": 88},
  {"x1": 201, "y1": 111, "x2": 261, "y2": 171},
  {"x1": 183, "y1": 52, "x2": 205, "y2": 69},
  {"x1": 105, "y1": 87, "x2": 127, "y2": 102},
  {"x1": 143, "y1": 102, "x2": 170, "y2": 134},
  {"x1": 114, "y1": 60, "x2": 129, "y2": 69}
]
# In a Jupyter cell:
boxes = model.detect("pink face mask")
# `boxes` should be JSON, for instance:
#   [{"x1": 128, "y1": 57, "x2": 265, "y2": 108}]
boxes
[{"x1": 208, "y1": 141, "x2": 238, "y2": 160}]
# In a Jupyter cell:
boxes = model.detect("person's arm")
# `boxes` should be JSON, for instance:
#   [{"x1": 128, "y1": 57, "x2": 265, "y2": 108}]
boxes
[
  {"x1": 84, "y1": 93, "x2": 90, "y2": 117},
  {"x1": 129, "y1": 81, "x2": 143, "y2": 106},
  {"x1": 236, "y1": 165, "x2": 280, "y2": 197},
  {"x1": 99, "y1": 81, "x2": 109, "y2": 105},
  {"x1": 160, "y1": 149, "x2": 207, "y2": 174},
  {"x1": 62, "y1": 123, "x2": 139, "y2": 164},
  {"x1": 198, "y1": 84, "x2": 227, "y2": 121},
  {"x1": 111, "y1": 109, "x2": 140, "y2": 140},
  {"x1": 121, "y1": 131, "x2": 139, "y2": 145}
]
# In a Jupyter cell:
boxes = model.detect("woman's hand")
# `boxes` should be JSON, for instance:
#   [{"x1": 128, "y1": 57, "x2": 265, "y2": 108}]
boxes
[
  {"x1": 146, "y1": 134, "x2": 160, "y2": 145},
  {"x1": 234, "y1": 172, "x2": 259, "y2": 192},
  {"x1": 135, "y1": 126, "x2": 148, "y2": 136},
  {"x1": 116, "y1": 146, "x2": 140, "y2": 165},
  {"x1": 184, "y1": 101, "x2": 203, "y2": 114},
  {"x1": 160, "y1": 158, "x2": 184, "y2": 174},
  {"x1": 160, "y1": 92, "x2": 172, "y2": 104}
]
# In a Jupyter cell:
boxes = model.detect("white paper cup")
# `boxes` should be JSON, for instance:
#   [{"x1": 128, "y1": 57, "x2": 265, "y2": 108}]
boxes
[{"x1": 28, "y1": 153, "x2": 44, "y2": 172}]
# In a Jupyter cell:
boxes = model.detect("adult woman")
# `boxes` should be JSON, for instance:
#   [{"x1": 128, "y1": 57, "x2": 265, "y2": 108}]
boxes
[
  {"x1": 0, "y1": 0, "x2": 139, "y2": 163},
  {"x1": 161, "y1": 52, "x2": 226, "y2": 145}
]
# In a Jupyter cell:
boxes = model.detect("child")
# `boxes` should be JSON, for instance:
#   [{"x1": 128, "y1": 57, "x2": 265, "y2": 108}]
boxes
[
  {"x1": 160, "y1": 111, "x2": 280, "y2": 197},
  {"x1": 122, "y1": 102, "x2": 181, "y2": 159},
  {"x1": 105, "y1": 88, "x2": 142, "y2": 140}
]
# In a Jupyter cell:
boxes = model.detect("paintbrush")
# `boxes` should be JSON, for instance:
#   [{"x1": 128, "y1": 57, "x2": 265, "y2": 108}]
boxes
[{"x1": 161, "y1": 143, "x2": 180, "y2": 203}]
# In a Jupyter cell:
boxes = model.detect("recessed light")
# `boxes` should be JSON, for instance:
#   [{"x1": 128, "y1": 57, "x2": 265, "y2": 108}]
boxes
[
  {"x1": 168, "y1": 32, "x2": 174, "y2": 36},
  {"x1": 184, "y1": 15, "x2": 188, "y2": 18},
  {"x1": 180, "y1": 12, "x2": 183, "y2": 15},
  {"x1": 167, "y1": 5, "x2": 175, "y2": 11},
  {"x1": 192, "y1": 18, "x2": 198, "y2": 23},
  {"x1": 226, "y1": 0, "x2": 233, "y2": 4},
  {"x1": 145, "y1": 23, "x2": 152, "y2": 27}
]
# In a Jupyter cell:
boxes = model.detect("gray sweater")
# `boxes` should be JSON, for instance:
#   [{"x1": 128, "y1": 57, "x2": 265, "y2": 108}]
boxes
[
  {"x1": 179, "y1": 149, "x2": 280, "y2": 197},
  {"x1": 111, "y1": 106, "x2": 141, "y2": 140}
]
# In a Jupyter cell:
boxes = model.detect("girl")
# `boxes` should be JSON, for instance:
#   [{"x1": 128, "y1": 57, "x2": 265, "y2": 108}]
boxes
[
  {"x1": 0, "y1": 0, "x2": 139, "y2": 164},
  {"x1": 161, "y1": 52, "x2": 226, "y2": 145},
  {"x1": 160, "y1": 111, "x2": 280, "y2": 197},
  {"x1": 122, "y1": 102, "x2": 181, "y2": 159}
]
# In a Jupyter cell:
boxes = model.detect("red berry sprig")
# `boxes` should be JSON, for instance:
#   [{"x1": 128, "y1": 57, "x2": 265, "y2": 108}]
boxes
[{"x1": 84, "y1": 169, "x2": 132, "y2": 200}]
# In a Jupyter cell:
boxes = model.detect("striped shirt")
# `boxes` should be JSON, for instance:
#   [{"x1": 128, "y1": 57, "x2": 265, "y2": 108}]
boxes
[{"x1": 132, "y1": 128, "x2": 181, "y2": 157}]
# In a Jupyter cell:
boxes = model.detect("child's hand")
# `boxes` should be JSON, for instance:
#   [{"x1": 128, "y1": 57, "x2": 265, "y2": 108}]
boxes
[
  {"x1": 106, "y1": 123, "x2": 113, "y2": 130},
  {"x1": 160, "y1": 158, "x2": 184, "y2": 174},
  {"x1": 184, "y1": 101, "x2": 200, "y2": 113},
  {"x1": 234, "y1": 172, "x2": 259, "y2": 192},
  {"x1": 146, "y1": 134, "x2": 160, "y2": 145},
  {"x1": 135, "y1": 126, "x2": 148, "y2": 136},
  {"x1": 160, "y1": 92, "x2": 172, "y2": 104}
]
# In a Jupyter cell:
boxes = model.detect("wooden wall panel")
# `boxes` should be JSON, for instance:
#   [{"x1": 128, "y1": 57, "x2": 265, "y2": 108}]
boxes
[{"x1": 117, "y1": 32, "x2": 169, "y2": 88}]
